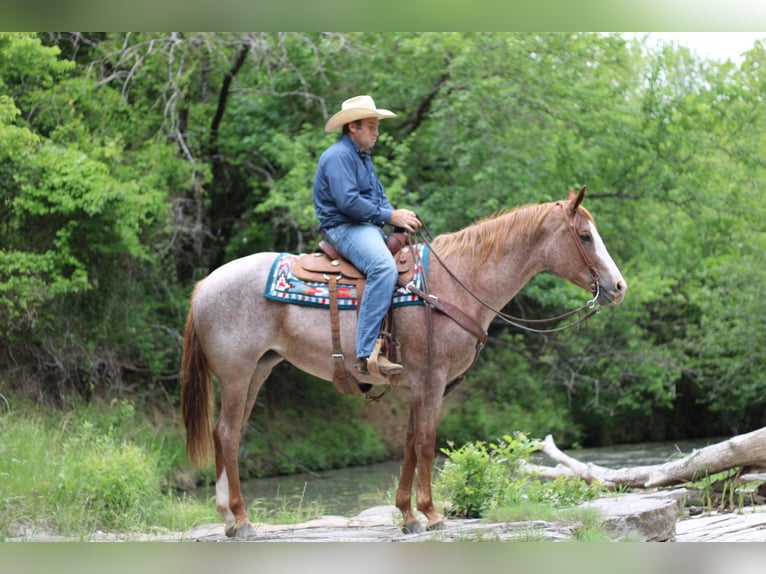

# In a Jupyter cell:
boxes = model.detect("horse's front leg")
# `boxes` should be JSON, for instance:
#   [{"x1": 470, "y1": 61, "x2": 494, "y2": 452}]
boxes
[
  {"x1": 413, "y1": 419, "x2": 445, "y2": 532},
  {"x1": 396, "y1": 394, "x2": 446, "y2": 533},
  {"x1": 396, "y1": 408, "x2": 422, "y2": 533}
]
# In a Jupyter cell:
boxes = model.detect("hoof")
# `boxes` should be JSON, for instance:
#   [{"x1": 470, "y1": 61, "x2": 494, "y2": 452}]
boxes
[
  {"x1": 402, "y1": 520, "x2": 425, "y2": 534},
  {"x1": 225, "y1": 521, "x2": 258, "y2": 539},
  {"x1": 426, "y1": 520, "x2": 445, "y2": 532}
]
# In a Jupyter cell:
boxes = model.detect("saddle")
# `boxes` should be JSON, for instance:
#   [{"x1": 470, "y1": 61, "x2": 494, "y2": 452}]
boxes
[
  {"x1": 291, "y1": 232, "x2": 414, "y2": 396},
  {"x1": 292, "y1": 233, "x2": 415, "y2": 289}
]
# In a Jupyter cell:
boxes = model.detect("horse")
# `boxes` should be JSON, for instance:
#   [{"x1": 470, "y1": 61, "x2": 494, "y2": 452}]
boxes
[{"x1": 180, "y1": 187, "x2": 627, "y2": 537}]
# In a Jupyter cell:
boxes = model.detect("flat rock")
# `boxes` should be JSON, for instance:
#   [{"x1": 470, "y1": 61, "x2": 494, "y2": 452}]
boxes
[
  {"x1": 675, "y1": 506, "x2": 766, "y2": 542},
  {"x1": 104, "y1": 497, "x2": 676, "y2": 542},
  {"x1": 9, "y1": 491, "x2": 766, "y2": 542},
  {"x1": 580, "y1": 490, "x2": 685, "y2": 541},
  {"x1": 172, "y1": 505, "x2": 576, "y2": 542}
]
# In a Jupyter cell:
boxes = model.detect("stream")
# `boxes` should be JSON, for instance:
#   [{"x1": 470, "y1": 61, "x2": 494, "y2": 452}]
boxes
[{"x1": 194, "y1": 438, "x2": 719, "y2": 518}]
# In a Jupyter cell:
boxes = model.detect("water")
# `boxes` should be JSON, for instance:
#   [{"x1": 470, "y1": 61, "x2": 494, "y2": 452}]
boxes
[
  {"x1": 202, "y1": 438, "x2": 720, "y2": 518},
  {"x1": 239, "y1": 459, "x2": 404, "y2": 518}
]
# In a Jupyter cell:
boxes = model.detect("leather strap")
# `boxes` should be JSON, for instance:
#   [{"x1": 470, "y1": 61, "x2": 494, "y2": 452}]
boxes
[
  {"x1": 328, "y1": 274, "x2": 363, "y2": 395},
  {"x1": 401, "y1": 279, "x2": 488, "y2": 346},
  {"x1": 386, "y1": 307, "x2": 401, "y2": 387}
]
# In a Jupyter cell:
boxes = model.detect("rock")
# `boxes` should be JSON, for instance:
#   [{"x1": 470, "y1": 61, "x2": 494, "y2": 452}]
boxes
[
  {"x1": 675, "y1": 506, "x2": 766, "y2": 542},
  {"x1": 11, "y1": 489, "x2": 766, "y2": 542},
  {"x1": 581, "y1": 490, "x2": 686, "y2": 541},
  {"x1": 168, "y1": 506, "x2": 586, "y2": 542}
]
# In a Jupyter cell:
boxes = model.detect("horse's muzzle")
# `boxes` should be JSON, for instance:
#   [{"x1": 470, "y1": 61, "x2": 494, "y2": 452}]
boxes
[{"x1": 597, "y1": 277, "x2": 627, "y2": 306}]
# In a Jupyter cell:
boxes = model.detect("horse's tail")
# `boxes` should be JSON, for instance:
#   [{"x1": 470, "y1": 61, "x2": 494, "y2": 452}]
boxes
[{"x1": 180, "y1": 283, "x2": 214, "y2": 467}]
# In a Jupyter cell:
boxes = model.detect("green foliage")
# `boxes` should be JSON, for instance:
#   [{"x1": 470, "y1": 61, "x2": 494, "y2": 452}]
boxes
[
  {"x1": 280, "y1": 421, "x2": 386, "y2": 472},
  {"x1": 0, "y1": 95, "x2": 38, "y2": 157},
  {"x1": 246, "y1": 487, "x2": 325, "y2": 526},
  {"x1": 0, "y1": 398, "x2": 218, "y2": 539},
  {"x1": 52, "y1": 421, "x2": 160, "y2": 532},
  {"x1": 435, "y1": 433, "x2": 599, "y2": 518},
  {"x1": 0, "y1": 33, "x2": 74, "y2": 98},
  {"x1": 683, "y1": 469, "x2": 764, "y2": 513},
  {"x1": 438, "y1": 333, "x2": 580, "y2": 448},
  {"x1": 241, "y1": 373, "x2": 388, "y2": 477},
  {"x1": 2, "y1": 31, "x2": 766, "y2": 452},
  {"x1": 683, "y1": 241, "x2": 766, "y2": 433},
  {"x1": 246, "y1": 128, "x2": 327, "y2": 254},
  {"x1": 0, "y1": 33, "x2": 189, "y2": 399}
]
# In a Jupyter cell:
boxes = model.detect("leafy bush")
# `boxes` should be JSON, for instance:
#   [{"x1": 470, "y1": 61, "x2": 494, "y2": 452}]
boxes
[{"x1": 435, "y1": 433, "x2": 599, "y2": 518}]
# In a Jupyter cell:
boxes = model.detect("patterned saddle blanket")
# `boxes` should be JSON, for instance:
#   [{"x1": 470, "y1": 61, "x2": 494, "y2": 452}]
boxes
[{"x1": 264, "y1": 244, "x2": 429, "y2": 310}]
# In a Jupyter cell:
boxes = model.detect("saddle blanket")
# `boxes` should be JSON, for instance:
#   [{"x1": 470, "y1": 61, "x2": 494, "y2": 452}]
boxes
[{"x1": 264, "y1": 245, "x2": 429, "y2": 309}]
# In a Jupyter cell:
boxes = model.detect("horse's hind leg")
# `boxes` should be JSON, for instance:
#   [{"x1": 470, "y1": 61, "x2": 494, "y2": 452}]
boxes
[
  {"x1": 214, "y1": 352, "x2": 282, "y2": 538},
  {"x1": 213, "y1": 412, "x2": 250, "y2": 538}
]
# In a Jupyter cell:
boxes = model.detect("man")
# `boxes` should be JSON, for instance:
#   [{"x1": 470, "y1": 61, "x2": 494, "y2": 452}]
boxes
[{"x1": 313, "y1": 95, "x2": 421, "y2": 377}]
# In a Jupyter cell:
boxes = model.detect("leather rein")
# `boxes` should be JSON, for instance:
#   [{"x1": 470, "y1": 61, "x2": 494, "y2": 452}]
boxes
[{"x1": 409, "y1": 208, "x2": 602, "y2": 338}]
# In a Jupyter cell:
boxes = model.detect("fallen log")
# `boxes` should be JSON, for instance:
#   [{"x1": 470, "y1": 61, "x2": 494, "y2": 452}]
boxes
[{"x1": 526, "y1": 426, "x2": 766, "y2": 489}]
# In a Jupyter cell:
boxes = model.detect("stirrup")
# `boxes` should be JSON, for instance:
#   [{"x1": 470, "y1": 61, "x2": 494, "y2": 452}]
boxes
[
  {"x1": 366, "y1": 337, "x2": 403, "y2": 377},
  {"x1": 365, "y1": 337, "x2": 385, "y2": 378}
]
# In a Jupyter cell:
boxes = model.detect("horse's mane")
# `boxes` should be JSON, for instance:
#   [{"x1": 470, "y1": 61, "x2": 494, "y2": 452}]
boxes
[{"x1": 430, "y1": 200, "x2": 594, "y2": 268}]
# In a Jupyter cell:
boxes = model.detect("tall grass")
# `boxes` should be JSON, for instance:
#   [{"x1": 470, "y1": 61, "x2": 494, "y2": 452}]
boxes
[{"x1": 0, "y1": 397, "x2": 219, "y2": 540}]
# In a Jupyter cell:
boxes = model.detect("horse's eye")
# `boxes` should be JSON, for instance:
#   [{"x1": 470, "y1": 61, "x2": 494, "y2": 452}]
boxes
[{"x1": 579, "y1": 233, "x2": 592, "y2": 243}]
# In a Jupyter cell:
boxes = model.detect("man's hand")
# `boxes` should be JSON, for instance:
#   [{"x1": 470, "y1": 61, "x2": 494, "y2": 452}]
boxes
[{"x1": 390, "y1": 209, "x2": 422, "y2": 233}]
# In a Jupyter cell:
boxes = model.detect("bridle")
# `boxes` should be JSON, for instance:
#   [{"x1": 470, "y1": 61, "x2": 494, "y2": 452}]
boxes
[
  {"x1": 411, "y1": 206, "x2": 602, "y2": 336},
  {"x1": 567, "y1": 208, "x2": 601, "y2": 304}
]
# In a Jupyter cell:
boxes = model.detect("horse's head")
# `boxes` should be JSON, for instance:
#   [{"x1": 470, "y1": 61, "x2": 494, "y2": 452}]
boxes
[{"x1": 552, "y1": 186, "x2": 626, "y2": 306}]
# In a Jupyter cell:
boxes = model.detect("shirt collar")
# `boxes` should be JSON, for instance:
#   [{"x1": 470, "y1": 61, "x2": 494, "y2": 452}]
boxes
[{"x1": 342, "y1": 134, "x2": 369, "y2": 159}]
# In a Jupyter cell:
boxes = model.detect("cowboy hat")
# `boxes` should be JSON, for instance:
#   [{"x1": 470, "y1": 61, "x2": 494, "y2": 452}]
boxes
[{"x1": 324, "y1": 95, "x2": 397, "y2": 132}]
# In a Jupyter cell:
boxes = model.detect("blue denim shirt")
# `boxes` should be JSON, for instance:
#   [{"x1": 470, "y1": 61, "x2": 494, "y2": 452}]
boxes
[{"x1": 313, "y1": 135, "x2": 394, "y2": 233}]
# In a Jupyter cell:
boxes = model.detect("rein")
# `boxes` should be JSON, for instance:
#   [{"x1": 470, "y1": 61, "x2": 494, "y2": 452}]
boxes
[{"x1": 410, "y1": 210, "x2": 601, "y2": 336}]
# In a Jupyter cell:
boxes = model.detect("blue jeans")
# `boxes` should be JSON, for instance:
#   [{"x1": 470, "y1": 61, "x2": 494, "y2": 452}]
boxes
[{"x1": 325, "y1": 223, "x2": 398, "y2": 359}]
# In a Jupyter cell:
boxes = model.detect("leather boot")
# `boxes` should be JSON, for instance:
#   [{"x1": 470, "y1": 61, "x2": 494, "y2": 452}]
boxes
[
  {"x1": 355, "y1": 355, "x2": 404, "y2": 377},
  {"x1": 375, "y1": 355, "x2": 404, "y2": 376}
]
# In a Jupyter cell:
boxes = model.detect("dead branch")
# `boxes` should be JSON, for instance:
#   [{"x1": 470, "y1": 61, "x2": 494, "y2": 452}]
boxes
[{"x1": 527, "y1": 427, "x2": 766, "y2": 489}]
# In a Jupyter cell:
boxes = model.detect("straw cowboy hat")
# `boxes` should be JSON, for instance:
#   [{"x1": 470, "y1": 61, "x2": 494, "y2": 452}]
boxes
[{"x1": 324, "y1": 95, "x2": 397, "y2": 132}]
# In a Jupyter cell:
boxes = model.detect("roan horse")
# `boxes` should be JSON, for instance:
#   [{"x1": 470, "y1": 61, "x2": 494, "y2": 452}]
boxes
[{"x1": 181, "y1": 187, "x2": 626, "y2": 537}]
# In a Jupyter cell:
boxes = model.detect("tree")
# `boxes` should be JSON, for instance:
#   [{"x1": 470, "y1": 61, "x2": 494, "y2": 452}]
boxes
[
  {"x1": 1, "y1": 33, "x2": 180, "y2": 401},
  {"x1": 2, "y1": 32, "x2": 765, "y2": 455}
]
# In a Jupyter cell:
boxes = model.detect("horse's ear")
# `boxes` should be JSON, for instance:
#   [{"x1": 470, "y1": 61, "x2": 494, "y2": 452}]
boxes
[{"x1": 568, "y1": 185, "x2": 586, "y2": 213}]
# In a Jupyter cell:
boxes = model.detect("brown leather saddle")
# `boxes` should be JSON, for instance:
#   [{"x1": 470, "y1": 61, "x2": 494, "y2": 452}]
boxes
[
  {"x1": 292, "y1": 233, "x2": 415, "y2": 290},
  {"x1": 290, "y1": 232, "x2": 414, "y2": 396}
]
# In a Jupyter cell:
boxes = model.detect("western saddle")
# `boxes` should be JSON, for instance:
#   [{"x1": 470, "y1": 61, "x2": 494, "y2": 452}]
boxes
[{"x1": 291, "y1": 232, "x2": 415, "y2": 395}]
